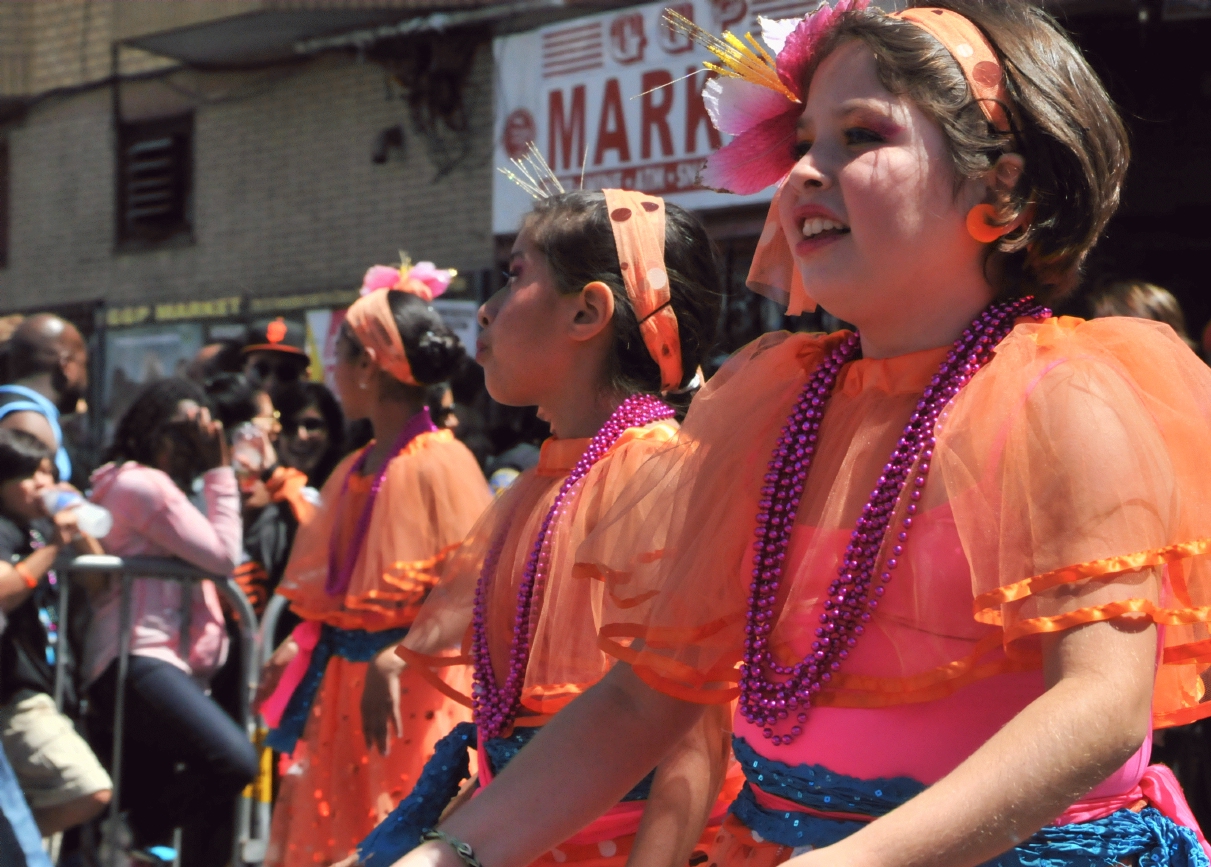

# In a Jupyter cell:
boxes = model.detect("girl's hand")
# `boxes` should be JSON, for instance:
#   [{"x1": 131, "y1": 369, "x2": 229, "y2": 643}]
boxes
[
  {"x1": 193, "y1": 407, "x2": 230, "y2": 470},
  {"x1": 362, "y1": 644, "x2": 407, "y2": 754},
  {"x1": 50, "y1": 507, "x2": 81, "y2": 546},
  {"x1": 329, "y1": 855, "x2": 359, "y2": 867},
  {"x1": 254, "y1": 635, "x2": 299, "y2": 713}
]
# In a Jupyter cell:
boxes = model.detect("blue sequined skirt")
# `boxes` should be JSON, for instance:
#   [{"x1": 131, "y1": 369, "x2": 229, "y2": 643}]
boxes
[{"x1": 730, "y1": 736, "x2": 1209, "y2": 867}]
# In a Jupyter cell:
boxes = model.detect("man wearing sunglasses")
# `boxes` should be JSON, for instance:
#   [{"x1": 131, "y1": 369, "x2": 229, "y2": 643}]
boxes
[{"x1": 242, "y1": 318, "x2": 310, "y2": 393}]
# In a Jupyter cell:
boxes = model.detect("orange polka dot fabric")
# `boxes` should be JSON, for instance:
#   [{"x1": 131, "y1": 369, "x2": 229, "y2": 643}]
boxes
[
  {"x1": 891, "y1": 8, "x2": 1012, "y2": 133},
  {"x1": 602, "y1": 189, "x2": 683, "y2": 392},
  {"x1": 264, "y1": 656, "x2": 472, "y2": 867}
]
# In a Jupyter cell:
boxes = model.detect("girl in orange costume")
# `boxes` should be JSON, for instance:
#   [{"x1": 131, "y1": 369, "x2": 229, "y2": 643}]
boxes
[
  {"x1": 349, "y1": 190, "x2": 741, "y2": 867},
  {"x1": 260, "y1": 263, "x2": 492, "y2": 867},
  {"x1": 386, "y1": 4, "x2": 1211, "y2": 867}
]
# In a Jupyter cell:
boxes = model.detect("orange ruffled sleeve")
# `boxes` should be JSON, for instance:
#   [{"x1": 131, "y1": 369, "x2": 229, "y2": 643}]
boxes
[
  {"x1": 276, "y1": 430, "x2": 493, "y2": 631},
  {"x1": 937, "y1": 316, "x2": 1211, "y2": 727},
  {"x1": 399, "y1": 421, "x2": 681, "y2": 723},
  {"x1": 583, "y1": 332, "x2": 844, "y2": 704}
]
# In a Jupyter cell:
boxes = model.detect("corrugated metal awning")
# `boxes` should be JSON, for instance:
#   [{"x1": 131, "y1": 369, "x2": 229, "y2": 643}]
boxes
[{"x1": 121, "y1": 1, "x2": 638, "y2": 67}]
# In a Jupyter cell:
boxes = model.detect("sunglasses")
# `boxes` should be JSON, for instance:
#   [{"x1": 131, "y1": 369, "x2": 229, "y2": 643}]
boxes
[
  {"x1": 283, "y1": 417, "x2": 326, "y2": 435},
  {"x1": 251, "y1": 360, "x2": 303, "y2": 383}
]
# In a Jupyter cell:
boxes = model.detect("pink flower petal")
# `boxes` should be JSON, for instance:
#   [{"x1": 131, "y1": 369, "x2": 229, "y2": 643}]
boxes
[
  {"x1": 362, "y1": 265, "x2": 402, "y2": 296},
  {"x1": 705, "y1": 77, "x2": 796, "y2": 136},
  {"x1": 776, "y1": 0, "x2": 869, "y2": 98},
  {"x1": 700, "y1": 108, "x2": 800, "y2": 195},
  {"x1": 404, "y1": 261, "x2": 454, "y2": 299}
]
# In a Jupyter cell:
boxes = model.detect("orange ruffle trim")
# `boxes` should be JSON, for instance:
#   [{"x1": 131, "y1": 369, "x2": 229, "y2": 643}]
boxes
[
  {"x1": 396, "y1": 645, "x2": 599, "y2": 725},
  {"x1": 973, "y1": 538, "x2": 1211, "y2": 615}
]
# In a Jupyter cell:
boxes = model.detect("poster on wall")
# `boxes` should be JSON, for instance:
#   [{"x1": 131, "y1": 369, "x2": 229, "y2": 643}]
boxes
[
  {"x1": 305, "y1": 309, "x2": 347, "y2": 391},
  {"x1": 432, "y1": 299, "x2": 481, "y2": 360},
  {"x1": 104, "y1": 323, "x2": 204, "y2": 434},
  {"x1": 492, "y1": 0, "x2": 826, "y2": 234}
]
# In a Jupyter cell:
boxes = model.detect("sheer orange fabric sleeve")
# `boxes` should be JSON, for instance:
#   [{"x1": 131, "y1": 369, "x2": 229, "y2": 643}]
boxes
[
  {"x1": 276, "y1": 431, "x2": 493, "y2": 630},
  {"x1": 936, "y1": 316, "x2": 1211, "y2": 726},
  {"x1": 401, "y1": 421, "x2": 681, "y2": 721},
  {"x1": 582, "y1": 332, "x2": 844, "y2": 704}
]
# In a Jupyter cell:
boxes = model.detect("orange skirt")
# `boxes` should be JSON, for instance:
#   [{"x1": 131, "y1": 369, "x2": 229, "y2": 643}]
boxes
[
  {"x1": 265, "y1": 656, "x2": 471, "y2": 867},
  {"x1": 527, "y1": 817, "x2": 724, "y2": 867},
  {"x1": 702, "y1": 814, "x2": 798, "y2": 867}
]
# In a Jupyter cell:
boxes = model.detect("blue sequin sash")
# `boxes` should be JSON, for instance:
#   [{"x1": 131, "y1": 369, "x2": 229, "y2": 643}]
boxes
[
  {"x1": 731, "y1": 736, "x2": 1209, "y2": 867},
  {"x1": 265, "y1": 624, "x2": 408, "y2": 755},
  {"x1": 356, "y1": 723, "x2": 657, "y2": 867}
]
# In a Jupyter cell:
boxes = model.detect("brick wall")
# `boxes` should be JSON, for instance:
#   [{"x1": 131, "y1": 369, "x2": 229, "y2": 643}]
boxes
[{"x1": 0, "y1": 43, "x2": 495, "y2": 312}]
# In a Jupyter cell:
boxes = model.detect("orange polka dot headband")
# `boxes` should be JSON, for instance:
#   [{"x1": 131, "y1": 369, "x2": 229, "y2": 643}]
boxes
[
  {"x1": 602, "y1": 189, "x2": 683, "y2": 393},
  {"x1": 345, "y1": 289, "x2": 419, "y2": 386},
  {"x1": 892, "y1": 7, "x2": 1013, "y2": 134}
]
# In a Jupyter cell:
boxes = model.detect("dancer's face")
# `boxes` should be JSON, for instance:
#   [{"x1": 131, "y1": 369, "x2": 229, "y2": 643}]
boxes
[
  {"x1": 779, "y1": 40, "x2": 988, "y2": 333},
  {"x1": 476, "y1": 229, "x2": 593, "y2": 408}
]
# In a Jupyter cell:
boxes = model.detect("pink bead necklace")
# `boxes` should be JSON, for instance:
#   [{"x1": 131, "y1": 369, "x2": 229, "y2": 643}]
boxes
[
  {"x1": 741, "y1": 297, "x2": 1049, "y2": 745},
  {"x1": 471, "y1": 394, "x2": 675, "y2": 741}
]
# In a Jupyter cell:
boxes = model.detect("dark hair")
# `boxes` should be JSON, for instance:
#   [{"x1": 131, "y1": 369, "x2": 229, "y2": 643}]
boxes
[
  {"x1": 1087, "y1": 279, "x2": 1196, "y2": 350},
  {"x1": 521, "y1": 191, "x2": 722, "y2": 410},
  {"x1": 272, "y1": 381, "x2": 346, "y2": 487},
  {"x1": 106, "y1": 377, "x2": 210, "y2": 467},
  {"x1": 808, "y1": 0, "x2": 1129, "y2": 303},
  {"x1": 341, "y1": 291, "x2": 466, "y2": 390},
  {"x1": 0, "y1": 428, "x2": 53, "y2": 487},
  {"x1": 203, "y1": 373, "x2": 260, "y2": 430}
]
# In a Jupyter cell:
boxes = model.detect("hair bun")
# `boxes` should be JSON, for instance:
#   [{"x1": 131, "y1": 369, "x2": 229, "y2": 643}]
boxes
[{"x1": 410, "y1": 328, "x2": 465, "y2": 384}]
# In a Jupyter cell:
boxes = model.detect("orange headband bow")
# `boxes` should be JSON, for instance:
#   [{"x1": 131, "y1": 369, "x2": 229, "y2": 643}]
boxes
[
  {"x1": 892, "y1": 7, "x2": 1012, "y2": 134},
  {"x1": 602, "y1": 189, "x2": 683, "y2": 393},
  {"x1": 344, "y1": 289, "x2": 418, "y2": 386}
]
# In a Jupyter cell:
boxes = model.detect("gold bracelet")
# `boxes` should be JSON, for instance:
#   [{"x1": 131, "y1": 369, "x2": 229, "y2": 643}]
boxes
[{"x1": 421, "y1": 829, "x2": 484, "y2": 867}]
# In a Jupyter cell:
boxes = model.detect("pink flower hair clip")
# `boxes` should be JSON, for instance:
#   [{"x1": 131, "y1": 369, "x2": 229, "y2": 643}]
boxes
[
  {"x1": 360, "y1": 255, "x2": 457, "y2": 303},
  {"x1": 665, "y1": 0, "x2": 867, "y2": 195}
]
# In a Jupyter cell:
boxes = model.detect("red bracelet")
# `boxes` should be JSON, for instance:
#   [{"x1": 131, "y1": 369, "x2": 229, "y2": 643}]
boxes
[{"x1": 13, "y1": 562, "x2": 39, "y2": 589}]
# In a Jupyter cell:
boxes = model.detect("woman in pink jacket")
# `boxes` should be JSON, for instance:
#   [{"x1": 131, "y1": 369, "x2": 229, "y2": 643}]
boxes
[{"x1": 86, "y1": 377, "x2": 257, "y2": 867}]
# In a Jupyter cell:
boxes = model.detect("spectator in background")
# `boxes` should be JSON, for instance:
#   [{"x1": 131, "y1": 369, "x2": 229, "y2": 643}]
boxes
[
  {"x1": 243, "y1": 318, "x2": 310, "y2": 393},
  {"x1": 1087, "y1": 278, "x2": 1198, "y2": 351},
  {"x1": 0, "y1": 316, "x2": 25, "y2": 384},
  {"x1": 273, "y1": 381, "x2": 345, "y2": 489},
  {"x1": 203, "y1": 372, "x2": 260, "y2": 432},
  {"x1": 202, "y1": 375, "x2": 316, "y2": 636},
  {"x1": 85, "y1": 378, "x2": 256, "y2": 867},
  {"x1": 0, "y1": 315, "x2": 89, "y2": 485},
  {"x1": 0, "y1": 429, "x2": 111, "y2": 836},
  {"x1": 185, "y1": 339, "x2": 245, "y2": 384}
]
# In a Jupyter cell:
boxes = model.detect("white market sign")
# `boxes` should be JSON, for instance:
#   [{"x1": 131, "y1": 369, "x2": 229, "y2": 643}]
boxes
[{"x1": 492, "y1": 0, "x2": 820, "y2": 235}]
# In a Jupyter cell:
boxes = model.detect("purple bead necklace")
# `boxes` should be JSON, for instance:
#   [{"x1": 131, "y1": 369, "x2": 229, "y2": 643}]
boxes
[
  {"x1": 741, "y1": 297, "x2": 1050, "y2": 746},
  {"x1": 471, "y1": 394, "x2": 675, "y2": 741},
  {"x1": 325, "y1": 407, "x2": 438, "y2": 597}
]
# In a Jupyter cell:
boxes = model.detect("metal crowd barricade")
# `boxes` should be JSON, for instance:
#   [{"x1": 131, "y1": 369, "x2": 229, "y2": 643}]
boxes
[{"x1": 61, "y1": 555, "x2": 269, "y2": 867}]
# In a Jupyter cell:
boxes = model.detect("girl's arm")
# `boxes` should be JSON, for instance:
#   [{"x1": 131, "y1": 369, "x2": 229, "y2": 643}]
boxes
[
  {"x1": 363, "y1": 570, "x2": 476, "y2": 752},
  {"x1": 0, "y1": 544, "x2": 59, "y2": 612},
  {"x1": 0, "y1": 511, "x2": 105, "y2": 612},
  {"x1": 395, "y1": 663, "x2": 706, "y2": 867},
  {"x1": 138, "y1": 468, "x2": 243, "y2": 576},
  {"x1": 795, "y1": 590, "x2": 1156, "y2": 867},
  {"x1": 628, "y1": 702, "x2": 732, "y2": 867}
]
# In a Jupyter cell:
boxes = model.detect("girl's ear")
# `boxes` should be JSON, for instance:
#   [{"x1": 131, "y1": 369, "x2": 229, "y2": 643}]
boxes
[
  {"x1": 990, "y1": 153, "x2": 1025, "y2": 197},
  {"x1": 569, "y1": 281, "x2": 617, "y2": 344},
  {"x1": 969, "y1": 153, "x2": 1026, "y2": 206},
  {"x1": 359, "y1": 346, "x2": 381, "y2": 390}
]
